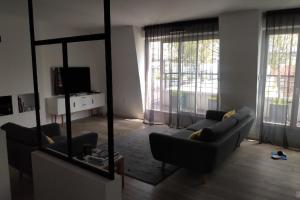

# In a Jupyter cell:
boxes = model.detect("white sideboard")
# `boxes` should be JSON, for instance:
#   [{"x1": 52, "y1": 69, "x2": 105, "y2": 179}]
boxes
[{"x1": 46, "y1": 93, "x2": 105, "y2": 124}]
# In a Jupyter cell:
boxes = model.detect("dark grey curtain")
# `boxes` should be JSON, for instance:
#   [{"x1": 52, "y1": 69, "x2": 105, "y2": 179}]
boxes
[
  {"x1": 257, "y1": 9, "x2": 300, "y2": 148},
  {"x1": 144, "y1": 19, "x2": 220, "y2": 128}
]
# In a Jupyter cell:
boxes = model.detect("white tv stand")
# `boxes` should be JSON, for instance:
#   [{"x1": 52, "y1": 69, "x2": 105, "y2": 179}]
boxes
[{"x1": 46, "y1": 93, "x2": 105, "y2": 124}]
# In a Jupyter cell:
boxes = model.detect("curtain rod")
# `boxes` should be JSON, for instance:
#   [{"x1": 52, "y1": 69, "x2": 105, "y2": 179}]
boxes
[
  {"x1": 144, "y1": 17, "x2": 218, "y2": 30},
  {"x1": 266, "y1": 7, "x2": 300, "y2": 16}
]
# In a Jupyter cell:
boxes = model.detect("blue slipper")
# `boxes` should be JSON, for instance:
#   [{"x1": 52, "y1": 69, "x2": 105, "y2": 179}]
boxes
[{"x1": 271, "y1": 151, "x2": 287, "y2": 160}]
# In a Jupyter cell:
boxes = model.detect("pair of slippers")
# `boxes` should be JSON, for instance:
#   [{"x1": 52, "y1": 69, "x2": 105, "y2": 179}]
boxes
[{"x1": 271, "y1": 151, "x2": 287, "y2": 160}]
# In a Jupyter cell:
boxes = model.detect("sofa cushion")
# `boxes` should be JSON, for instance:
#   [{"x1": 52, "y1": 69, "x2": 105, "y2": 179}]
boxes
[
  {"x1": 45, "y1": 136, "x2": 55, "y2": 144},
  {"x1": 189, "y1": 129, "x2": 203, "y2": 140},
  {"x1": 222, "y1": 110, "x2": 236, "y2": 121},
  {"x1": 233, "y1": 107, "x2": 251, "y2": 122},
  {"x1": 200, "y1": 118, "x2": 238, "y2": 142},
  {"x1": 186, "y1": 119, "x2": 217, "y2": 131},
  {"x1": 172, "y1": 129, "x2": 194, "y2": 139},
  {"x1": 206, "y1": 110, "x2": 226, "y2": 121}
]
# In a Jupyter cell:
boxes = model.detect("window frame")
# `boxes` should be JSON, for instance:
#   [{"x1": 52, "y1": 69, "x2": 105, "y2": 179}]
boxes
[
  {"x1": 263, "y1": 30, "x2": 300, "y2": 127},
  {"x1": 147, "y1": 35, "x2": 220, "y2": 114}
]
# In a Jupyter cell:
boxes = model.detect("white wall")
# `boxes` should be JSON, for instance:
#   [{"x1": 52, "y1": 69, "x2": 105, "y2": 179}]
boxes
[
  {"x1": 0, "y1": 0, "x2": 107, "y2": 127},
  {"x1": 111, "y1": 26, "x2": 144, "y2": 119},
  {"x1": 133, "y1": 27, "x2": 145, "y2": 112},
  {"x1": 0, "y1": 0, "x2": 143, "y2": 127},
  {"x1": 219, "y1": 10, "x2": 262, "y2": 113},
  {"x1": 0, "y1": 0, "x2": 37, "y2": 127},
  {"x1": 32, "y1": 151, "x2": 121, "y2": 200},
  {"x1": 0, "y1": 1, "x2": 263, "y2": 127}
]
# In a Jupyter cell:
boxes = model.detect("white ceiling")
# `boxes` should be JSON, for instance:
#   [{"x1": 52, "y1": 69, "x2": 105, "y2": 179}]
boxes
[{"x1": 34, "y1": 0, "x2": 300, "y2": 29}]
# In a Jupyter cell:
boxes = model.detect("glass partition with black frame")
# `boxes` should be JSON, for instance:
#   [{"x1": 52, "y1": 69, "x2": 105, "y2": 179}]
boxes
[
  {"x1": 28, "y1": 0, "x2": 115, "y2": 179},
  {"x1": 144, "y1": 18, "x2": 220, "y2": 128},
  {"x1": 257, "y1": 8, "x2": 300, "y2": 148}
]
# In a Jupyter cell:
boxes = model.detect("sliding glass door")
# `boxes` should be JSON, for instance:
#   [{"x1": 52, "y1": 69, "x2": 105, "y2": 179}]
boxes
[
  {"x1": 258, "y1": 9, "x2": 300, "y2": 148},
  {"x1": 144, "y1": 19, "x2": 219, "y2": 127},
  {"x1": 149, "y1": 38, "x2": 219, "y2": 114},
  {"x1": 263, "y1": 33, "x2": 300, "y2": 127}
]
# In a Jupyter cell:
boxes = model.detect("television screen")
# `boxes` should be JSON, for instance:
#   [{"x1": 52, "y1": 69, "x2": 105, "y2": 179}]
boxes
[{"x1": 53, "y1": 67, "x2": 91, "y2": 95}]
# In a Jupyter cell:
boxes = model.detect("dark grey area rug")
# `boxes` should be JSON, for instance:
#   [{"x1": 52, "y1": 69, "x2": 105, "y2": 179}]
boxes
[{"x1": 103, "y1": 126, "x2": 179, "y2": 185}]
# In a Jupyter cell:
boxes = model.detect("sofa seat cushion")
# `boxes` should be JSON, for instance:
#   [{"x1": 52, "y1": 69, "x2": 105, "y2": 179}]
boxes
[
  {"x1": 172, "y1": 129, "x2": 194, "y2": 139},
  {"x1": 200, "y1": 118, "x2": 238, "y2": 142},
  {"x1": 186, "y1": 119, "x2": 217, "y2": 131}
]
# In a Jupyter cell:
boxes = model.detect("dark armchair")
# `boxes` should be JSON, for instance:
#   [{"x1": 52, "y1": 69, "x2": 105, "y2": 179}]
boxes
[{"x1": 1, "y1": 122, "x2": 98, "y2": 176}]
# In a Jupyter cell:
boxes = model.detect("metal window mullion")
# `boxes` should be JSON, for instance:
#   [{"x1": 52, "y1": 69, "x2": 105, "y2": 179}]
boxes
[
  {"x1": 160, "y1": 41, "x2": 164, "y2": 111},
  {"x1": 290, "y1": 33, "x2": 300, "y2": 126},
  {"x1": 177, "y1": 39, "x2": 182, "y2": 127},
  {"x1": 103, "y1": 0, "x2": 115, "y2": 180},
  {"x1": 194, "y1": 40, "x2": 199, "y2": 114},
  {"x1": 62, "y1": 42, "x2": 73, "y2": 159},
  {"x1": 28, "y1": 0, "x2": 42, "y2": 148}
]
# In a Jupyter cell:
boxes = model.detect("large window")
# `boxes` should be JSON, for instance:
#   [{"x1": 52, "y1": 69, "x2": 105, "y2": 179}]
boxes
[
  {"x1": 147, "y1": 38, "x2": 220, "y2": 114},
  {"x1": 263, "y1": 32, "x2": 300, "y2": 127},
  {"x1": 144, "y1": 19, "x2": 219, "y2": 127}
]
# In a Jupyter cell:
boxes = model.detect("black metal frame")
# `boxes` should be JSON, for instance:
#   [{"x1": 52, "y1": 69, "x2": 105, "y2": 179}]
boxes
[{"x1": 27, "y1": 0, "x2": 115, "y2": 180}]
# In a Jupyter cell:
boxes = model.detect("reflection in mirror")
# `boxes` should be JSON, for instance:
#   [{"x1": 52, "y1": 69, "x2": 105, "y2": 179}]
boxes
[{"x1": 18, "y1": 93, "x2": 35, "y2": 113}]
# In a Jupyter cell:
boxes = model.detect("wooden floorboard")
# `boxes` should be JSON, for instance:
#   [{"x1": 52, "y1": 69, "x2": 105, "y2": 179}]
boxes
[
  {"x1": 9, "y1": 117, "x2": 300, "y2": 200},
  {"x1": 122, "y1": 141, "x2": 300, "y2": 200}
]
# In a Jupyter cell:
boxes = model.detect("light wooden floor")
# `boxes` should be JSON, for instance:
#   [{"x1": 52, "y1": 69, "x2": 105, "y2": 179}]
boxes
[
  {"x1": 123, "y1": 140, "x2": 300, "y2": 200},
  {"x1": 10, "y1": 117, "x2": 300, "y2": 200}
]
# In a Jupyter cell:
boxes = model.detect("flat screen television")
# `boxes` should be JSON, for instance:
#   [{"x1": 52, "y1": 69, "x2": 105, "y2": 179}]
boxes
[{"x1": 53, "y1": 67, "x2": 91, "y2": 95}]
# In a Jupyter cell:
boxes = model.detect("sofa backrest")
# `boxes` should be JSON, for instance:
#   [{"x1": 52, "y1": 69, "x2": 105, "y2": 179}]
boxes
[
  {"x1": 1, "y1": 123, "x2": 48, "y2": 146},
  {"x1": 201, "y1": 118, "x2": 238, "y2": 142},
  {"x1": 213, "y1": 107, "x2": 252, "y2": 141},
  {"x1": 232, "y1": 107, "x2": 251, "y2": 122},
  {"x1": 32, "y1": 123, "x2": 61, "y2": 138}
]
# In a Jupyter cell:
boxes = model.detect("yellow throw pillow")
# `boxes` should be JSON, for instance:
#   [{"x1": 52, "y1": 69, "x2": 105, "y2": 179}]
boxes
[
  {"x1": 222, "y1": 110, "x2": 236, "y2": 120},
  {"x1": 46, "y1": 136, "x2": 55, "y2": 144},
  {"x1": 189, "y1": 129, "x2": 203, "y2": 140}
]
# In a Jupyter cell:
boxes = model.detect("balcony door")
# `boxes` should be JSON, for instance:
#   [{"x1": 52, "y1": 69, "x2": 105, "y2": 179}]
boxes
[{"x1": 258, "y1": 9, "x2": 300, "y2": 148}]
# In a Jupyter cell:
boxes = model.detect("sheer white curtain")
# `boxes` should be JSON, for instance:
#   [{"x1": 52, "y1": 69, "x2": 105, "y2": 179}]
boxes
[
  {"x1": 144, "y1": 19, "x2": 220, "y2": 128},
  {"x1": 257, "y1": 9, "x2": 300, "y2": 148}
]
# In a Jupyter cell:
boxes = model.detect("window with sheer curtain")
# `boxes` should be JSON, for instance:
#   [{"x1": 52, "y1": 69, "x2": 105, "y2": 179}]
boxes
[
  {"x1": 257, "y1": 9, "x2": 300, "y2": 148},
  {"x1": 264, "y1": 33, "x2": 299, "y2": 126},
  {"x1": 144, "y1": 19, "x2": 220, "y2": 127}
]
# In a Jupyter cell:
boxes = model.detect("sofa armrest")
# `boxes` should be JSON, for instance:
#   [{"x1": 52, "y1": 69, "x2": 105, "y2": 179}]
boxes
[
  {"x1": 48, "y1": 132, "x2": 98, "y2": 157},
  {"x1": 149, "y1": 132, "x2": 217, "y2": 172},
  {"x1": 206, "y1": 110, "x2": 226, "y2": 121}
]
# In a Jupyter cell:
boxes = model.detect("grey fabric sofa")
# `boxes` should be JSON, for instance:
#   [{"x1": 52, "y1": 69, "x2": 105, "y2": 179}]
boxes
[
  {"x1": 149, "y1": 107, "x2": 254, "y2": 173},
  {"x1": 1, "y1": 123, "x2": 98, "y2": 175}
]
